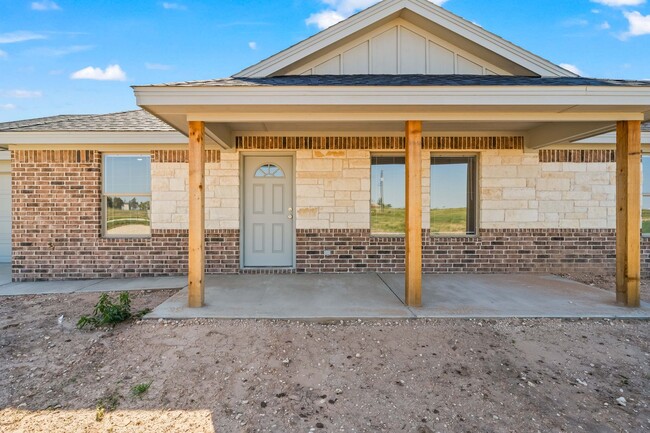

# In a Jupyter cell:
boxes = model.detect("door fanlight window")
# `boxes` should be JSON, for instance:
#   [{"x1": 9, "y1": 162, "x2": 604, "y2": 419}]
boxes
[{"x1": 255, "y1": 163, "x2": 285, "y2": 178}]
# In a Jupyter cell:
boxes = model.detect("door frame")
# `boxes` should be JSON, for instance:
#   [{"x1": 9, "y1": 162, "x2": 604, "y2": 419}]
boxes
[{"x1": 239, "y1": 152, "x2": 296, "y2": 269}]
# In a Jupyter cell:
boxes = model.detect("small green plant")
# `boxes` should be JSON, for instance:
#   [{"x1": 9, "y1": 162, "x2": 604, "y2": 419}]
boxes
[
  {"x1": 131, "y1": 381, "x2": 152, "y2": 397},
  {"x1": 96, "y1": 392, "x2": 120, "y2": 421},
  {"x1": 77, "y1": 292, "x2": 151, "y2": 329}
]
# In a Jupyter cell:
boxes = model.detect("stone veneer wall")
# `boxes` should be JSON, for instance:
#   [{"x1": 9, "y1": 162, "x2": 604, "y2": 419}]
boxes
[{"x1": 9, "y1": 146, "x2": 650, "y2": 280}]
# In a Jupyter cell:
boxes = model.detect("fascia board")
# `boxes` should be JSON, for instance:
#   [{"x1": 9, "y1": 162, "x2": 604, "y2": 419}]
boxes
[
  {"x1": 0, "y1": 131, "x2": 187, "y2": 145},
  {"x1": 134, "y1": 85, "x2": 650, "y2": 108}
]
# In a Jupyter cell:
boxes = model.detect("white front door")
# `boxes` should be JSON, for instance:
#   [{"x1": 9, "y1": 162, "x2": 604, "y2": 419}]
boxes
[
  {"x1": 0, "y1": 162, "x2": 11, "y2": 263},
  {"x1": 243, "y1": 156, "x2": 294, "y2": 267}
]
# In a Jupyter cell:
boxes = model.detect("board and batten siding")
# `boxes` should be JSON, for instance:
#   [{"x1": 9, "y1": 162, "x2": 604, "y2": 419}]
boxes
[{"x1": 289, "y1": 19, "x2": 509, "y2": 76}]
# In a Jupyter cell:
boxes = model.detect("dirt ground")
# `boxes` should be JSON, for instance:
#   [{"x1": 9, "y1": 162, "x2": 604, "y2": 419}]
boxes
[{"x1": 0, "y1": 276, "x2": 649, "y2": 433}]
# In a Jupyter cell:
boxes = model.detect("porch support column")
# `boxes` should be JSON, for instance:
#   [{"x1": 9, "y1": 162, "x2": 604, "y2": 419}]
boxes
[
  {"x1": 405, "y1": 120, "x2": 422, "y2": 307},
  {"x1": 188, "y1": 121, "x2": 205, "y2": 308},
  {"x1": 616, "y1": 120, "x2": 642, "y2": 307}
]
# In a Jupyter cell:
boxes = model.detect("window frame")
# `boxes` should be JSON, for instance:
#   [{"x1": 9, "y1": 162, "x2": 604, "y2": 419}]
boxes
[
  {"x1": 429, "y1": 153, "x2": 479, "y2": 237},
  {"x1": 102, "y1": 153, "x2": 152, "y2": 239}
]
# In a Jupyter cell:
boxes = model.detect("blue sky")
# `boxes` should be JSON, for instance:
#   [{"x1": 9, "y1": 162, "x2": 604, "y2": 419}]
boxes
[{"x1": 1, "y1": 0, "x2": 649, "y2": 122}]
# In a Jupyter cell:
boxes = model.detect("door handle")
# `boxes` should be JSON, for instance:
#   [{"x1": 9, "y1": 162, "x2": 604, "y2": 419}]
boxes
[{"x1": 288, "y1": 214, "x2": 293, "y2": 219}]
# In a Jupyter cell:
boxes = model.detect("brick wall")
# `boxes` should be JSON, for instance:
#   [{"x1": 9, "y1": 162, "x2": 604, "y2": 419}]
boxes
[
  {"x1": 10, "y1": 148, "x2": 650, "y2": 281},
  {"x1": 297, "y1": 229, "x2": 650, "y2": 276},
  {"x1": 11, "y1": 150, "x2": 239, "y2": 281}
]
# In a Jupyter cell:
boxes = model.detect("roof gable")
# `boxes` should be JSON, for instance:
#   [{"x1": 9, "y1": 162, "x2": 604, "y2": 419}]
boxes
[{"x1": 235, "y1": 0, "x2": 574, "y2": 78}]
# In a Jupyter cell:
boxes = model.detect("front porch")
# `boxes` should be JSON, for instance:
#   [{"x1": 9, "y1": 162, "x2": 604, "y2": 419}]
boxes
[{"x1": 147, "y1": 273, "x2": 650, "y2": 320}]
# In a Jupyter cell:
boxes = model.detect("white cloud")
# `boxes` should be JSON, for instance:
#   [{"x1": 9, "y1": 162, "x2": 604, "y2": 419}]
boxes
[
  {"x1": 599, "y1": 21, "x2": 611, "y2": 29},
  {"x1": 31, "y1": 0, "x2": 61, "y2": 11},
  {"x1": 145, "y1": 62, "x2": 172, "y2": 70},
  {"x1": 70, "y1": 64, "x2": 127, "y2": 81},
  {"x1": 162, "y1": 2, "x2": 187, "y2": 10},
  {"x1": 0, "y1": 31, "x2": 47, "y2": 44},
  {"x1": 0, "y1": 49, "x2": 6, "y2": 58},
  {"x1": 623, "y1": 10, "x2": 650, "y2": 37},
  {"x1": 306, "y1": 10, "x2": 346, "y2": 29},
  {"x1": 5, "y1": 90, "x2": 42, "y2": 98},
  {"x1": 1, "y1": 104, "x2": 16, "y2": 110},
  {"x1": 590, "y1": 0, "x2": 645, "y2": 6},
  {"x1": 306, "y1": 0, "x2": 449, "y2": 30},
  {"x1": 248, "y1": 41, "x2": 258, "y2": 50},
  {"x1": 560, "y1": 63, "x2": 584, "y2": 76}
]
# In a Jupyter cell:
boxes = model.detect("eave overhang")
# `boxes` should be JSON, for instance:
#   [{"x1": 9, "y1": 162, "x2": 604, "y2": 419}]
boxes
[
  {"x1": 133, "y1": 84, "x2": 650, "y2": 150},
  {"x1": 0, "y1": 131, "x2": 187, "y2": 146}
]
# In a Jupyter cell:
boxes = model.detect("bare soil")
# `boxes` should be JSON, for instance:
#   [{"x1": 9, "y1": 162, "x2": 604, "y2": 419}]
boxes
[{"x1": 0, "y1": 283, "x2": 649, "y2": 433}]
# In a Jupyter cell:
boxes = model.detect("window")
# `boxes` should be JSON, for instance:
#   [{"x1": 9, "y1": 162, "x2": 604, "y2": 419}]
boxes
[
  {"x1": 641, "y1": 155, "x2": 650, "y2": 236},
  {"x1": 371, "y1": 155, "x2": 405, "y2": 235},
  {"x1": 103, "y1": 154, "x2": 151, "y2": 237},
  {"x1": 430, "y1": 155, "x2": 477, "y2": 235},
  {"x1": 255, "y1": 163, "x2": 284, "y2": 178}
]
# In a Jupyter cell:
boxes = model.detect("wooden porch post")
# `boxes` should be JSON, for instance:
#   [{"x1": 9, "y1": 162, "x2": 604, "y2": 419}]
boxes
[
  {"x1": 405, "y1": 120, "x2": 422, "y2": 307},
  {"x1": 188, "y1": 121, "x2": 205, "y2": 308},
  {"x1": 616, "y1": 120, "x2": 642, "y2": 307}
]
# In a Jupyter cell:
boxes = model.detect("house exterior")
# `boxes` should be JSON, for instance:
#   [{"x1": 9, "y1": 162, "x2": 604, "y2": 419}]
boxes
[{"x1": 1, "y1": 0, "x2": 649, "y2": 307}]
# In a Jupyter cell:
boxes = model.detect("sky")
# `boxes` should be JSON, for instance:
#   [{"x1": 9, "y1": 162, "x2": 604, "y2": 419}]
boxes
[{"x1": 0, "y1": 0, "x2": 649, "y2": 122}]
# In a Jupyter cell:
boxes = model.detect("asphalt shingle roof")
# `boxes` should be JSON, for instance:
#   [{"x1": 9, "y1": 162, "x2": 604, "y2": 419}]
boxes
[
  {"x1": 0, "y1": 110, "x2": 175, "y2": 132},
  {"x1": 146, "y1": 74, "x2": 650, "y2": 87}
]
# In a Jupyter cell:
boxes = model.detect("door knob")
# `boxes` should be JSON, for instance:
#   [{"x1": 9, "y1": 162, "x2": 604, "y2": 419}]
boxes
[
  {"x1": 288, "y1": 207, "x2": 293, "y2": 212},
  {"x1": 288, "y1": 214, "x2": 293, "y2": 219}
]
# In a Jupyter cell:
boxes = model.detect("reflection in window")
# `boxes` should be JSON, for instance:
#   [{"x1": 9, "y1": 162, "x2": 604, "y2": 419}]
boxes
[
  {"x1": 641, "y1": 155, "x2": 650, "y2": 235},
  {"x1": 371, "y1": 156, "x2": 405, "y2": 235},
  {"x1": 103, "y1": 155, "x2": 151, "y2": 237},
  {"x1": 255, "y1": 163, "x2": 284, "y2": 178},
  {"x1": 430, "y1": 156, "x2": 477, "y2": 235}
]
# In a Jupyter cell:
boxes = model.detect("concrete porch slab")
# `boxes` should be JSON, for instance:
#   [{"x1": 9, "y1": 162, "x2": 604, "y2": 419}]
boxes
[
  {"x1": 380, "y1": 273, "x2": 650, "y2": 319},
  {"x1": 149, "y1": 273, "x2": 650, "y2": 320},
  {"x1": 147, "y1": 273, "x2": 413, "y2": 320}
]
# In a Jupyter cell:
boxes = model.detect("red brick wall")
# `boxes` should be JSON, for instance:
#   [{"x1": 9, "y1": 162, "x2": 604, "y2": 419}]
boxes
[
  {"x1": 297, "y1": 229, "x2": 650, "y2": 276},
  {"x1": 11, "y1": 150, "x2": 239, "y2": 281}
]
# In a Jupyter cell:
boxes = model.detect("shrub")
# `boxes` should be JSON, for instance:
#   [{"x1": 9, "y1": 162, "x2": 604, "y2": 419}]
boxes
[{"x1": 77, "y1": 292, "x2": 150, "y2": 329}]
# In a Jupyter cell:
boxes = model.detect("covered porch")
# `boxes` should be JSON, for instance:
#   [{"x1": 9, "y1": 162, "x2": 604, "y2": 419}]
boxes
[{"x1": 134, "y1": 75, "x2": 650, "y2": 310}]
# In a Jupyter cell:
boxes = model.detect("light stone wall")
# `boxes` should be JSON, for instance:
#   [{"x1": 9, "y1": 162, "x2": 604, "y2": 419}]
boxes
[
  {"x1": 150, "y1": 148, "x2": 617, "y2": 232},
  {"x1": 151, "y1": 153, "x2": 239, "y2": 230},
  {"x1": 480, "y1": 150, "x2": 616, "y2": 229},
  {"x1": 295, "y1": 149, "x2": 371, "y2": 229}
]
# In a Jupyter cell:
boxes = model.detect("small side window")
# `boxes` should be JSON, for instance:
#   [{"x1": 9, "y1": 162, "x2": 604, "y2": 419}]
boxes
[
  {"x1": 371, "y1": 155, "x2": 405, "y2": 235},
  {"x1": 430, "y1": 155, "x2": 477, "y2": 236},
  {"x1": 103, "y1": 154, "x2": 151, "y2": 238}
]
